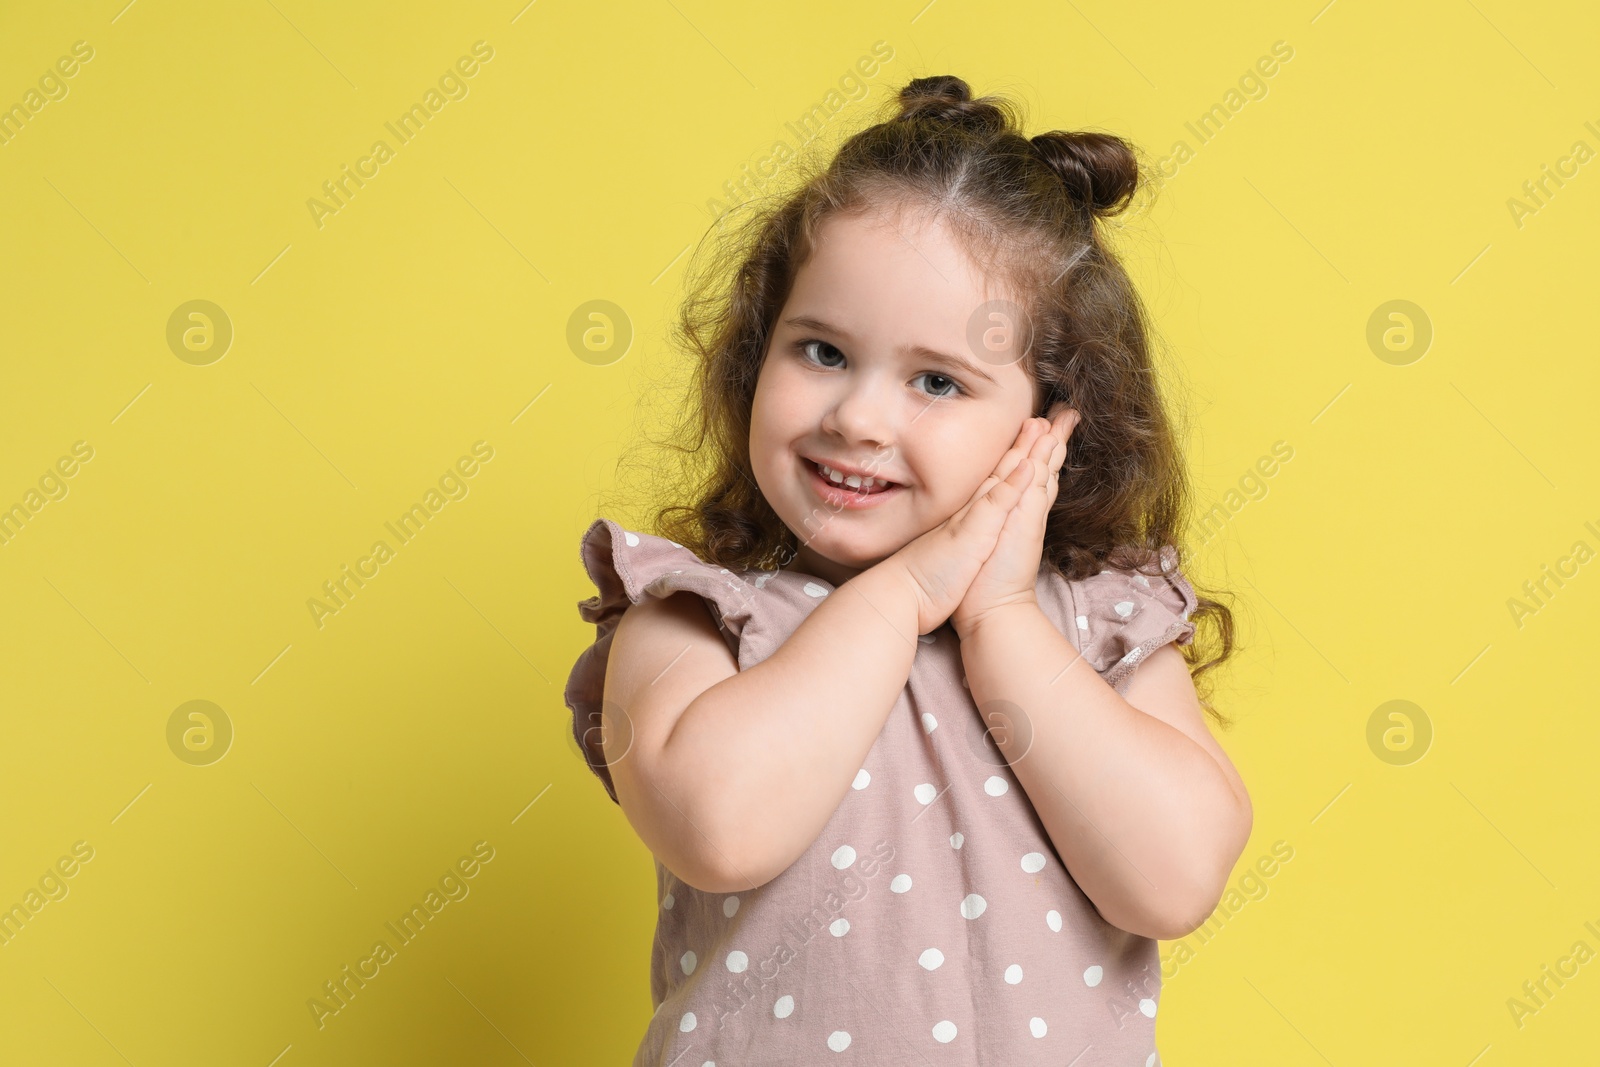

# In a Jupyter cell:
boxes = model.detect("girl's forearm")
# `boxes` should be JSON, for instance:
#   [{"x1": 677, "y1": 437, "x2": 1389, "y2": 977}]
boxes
[
  {"x1": 958, "y1": 601, "x2": 1249, "y2": 939},
  {"x1": 663, "y1": 560, "x2": 922, "y2": 891}
]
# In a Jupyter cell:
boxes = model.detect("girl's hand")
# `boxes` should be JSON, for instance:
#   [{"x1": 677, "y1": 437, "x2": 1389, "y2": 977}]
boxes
[
  {"x1": 950, "y1": 404, "x2": 1078, "y2": 642},
  {"x1": 881, "y1": 433, "x2": 1038, "y2": 635}
]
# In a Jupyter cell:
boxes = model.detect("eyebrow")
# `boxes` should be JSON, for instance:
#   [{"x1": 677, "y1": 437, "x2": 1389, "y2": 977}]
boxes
[{"x1": 782, "y1": 316, "x2": 997, "y2": 385}]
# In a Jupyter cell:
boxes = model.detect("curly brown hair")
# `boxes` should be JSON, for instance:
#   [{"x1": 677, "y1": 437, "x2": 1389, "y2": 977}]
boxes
[{"x1": 605, "y1": 74, "x2": 1238, "y2": 725}]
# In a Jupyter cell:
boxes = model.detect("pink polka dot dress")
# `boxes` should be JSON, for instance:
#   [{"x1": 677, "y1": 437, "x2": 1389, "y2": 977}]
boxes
[{"x1": 564, "y1": 517, "x2": 1199, "y2": 1065}]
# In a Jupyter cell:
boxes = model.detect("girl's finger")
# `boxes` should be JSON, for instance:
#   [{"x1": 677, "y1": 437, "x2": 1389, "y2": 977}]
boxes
[
  {"x1": 1027, "y1": 433, "x2": 1054, "y2": 488},
  {"x1": 952, "y1": 419, "x2": 1053, "y2": 524},
  {"x1": 986, "y1": 427, "x2": 1045, "y2": 490},
  {"x1": 1016, "y1": 417, "x2": 1049, "y2": 457},
  {"x1": 1010, "y1": 455, "x2": 1051, "y2": 522},
  {"x1": 987, "y1": 455, "x2": 1033, "y2": 518},
  {"x1": 1004, "y1": 422, "x2": 1044, "y2": 468},
  {"x1": 970, "y1": 455, "x2": 1031, "y2": 520}
]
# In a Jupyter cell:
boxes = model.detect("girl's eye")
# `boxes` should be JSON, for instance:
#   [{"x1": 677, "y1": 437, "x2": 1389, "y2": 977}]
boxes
[
  {"x1": 912, "y1": 372, "x2": 961, "y2": 399},
  {"x1": 793, "y1": 339, "x2": 965, "y2": 399},
  {"x1": 796, "y1": 338, "x2": 845, "y2": 368}
]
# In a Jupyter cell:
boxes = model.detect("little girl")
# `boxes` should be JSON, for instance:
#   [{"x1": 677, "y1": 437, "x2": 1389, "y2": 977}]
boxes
[{"x1": 565, "y1": 74, "x2": 1251, "y2": 1065}]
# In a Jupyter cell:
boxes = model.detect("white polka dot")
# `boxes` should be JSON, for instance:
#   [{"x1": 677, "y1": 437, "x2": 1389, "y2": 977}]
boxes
[
  {"x1": 1076, "y1": 614, "x2": 1089, "y2": 630},
  {"x1": 852, "y1": 768, "x2": 871, "y2": 790},
  {"x1": 679, "y1": 1012, "x2": 696, "y2": 1032},
  {"x1": 831, "y1": 845, "x2": 857, "y2": 869},
  {"x1": 918, "y1": 948, "x2": 945, "y2": 970},
  {"x1": 829, "y1": 918, "x2": 849, "y2": 937},
  {"x1": 663, "y1": 893, "x2": 675, "y2": 910},
  {"x1": 680, "y1": 951, "x2": 696, "y2": 974},
  {"x1": 827, "y1": 1031, "x2": 851, "y2": 1052},
  {"x1": 983, "y1": 776, "x2": 1008, "y2": 797},
  {"x1": 1134, "y1": 573, "x2": 1151, "y2": 587},
  {"x1": 1004, "y1": 964, "x2": 1023, "y2": 984},
  {"x1": 914, "y1": 783, "x2": 938, "y2": 805},
  {"x1": 1029, "y1": 1017, "x2": 1047, "y2": 1038},
  {"x1": 932, "y1": 1020, "x2": 957, "y2": 1043},
  {"x1": 1114, "y1": 600, "x2": 1135, "y2": 617},
  {"x1": 950, "y1": 833, "x2": 964, "y2": 849},
  {"x1": 726, "y1": 950, "x2": 748, "y2": 973},
  {"x1": 1083, "y1": 964, "x2": 1103, "y2": 987},
  {"x1": 921, "y1": 712, "x2": 938, "y2": 733},
  {"x1": 624, "y1": 531, "x2": 640, "y2": 547},
  {"x1": 1020, "y1": 852, "x2": 1046, "y2": 874},
  {"x1": 890, "y1": 874, "x2": 912, "y2": 893},
  {"x1": 803, "y1": 582, "x2": 830, "y2": 599},
  {"x1": 754, "y1": 573, "x2": 773, "y2": 588},
  {"x1": 1140, "y1": 998, "x2": 1157, "y2": 1018},
  {"x1": 1046, "y1": 910, "x2": 1062, "y2": 932},
  {"x1": 774, "y1": 995, "x2": 794, "y2": 1019},
  {"x1": 723, "y1": 896, "x2": 740, "y2": 918},
  {"x1": 1146, "y1": 1055, "x2": 1157, "y2": 1067},
  {"x1": 960, "y1": 894, "x2": 987, "y2": 919}
]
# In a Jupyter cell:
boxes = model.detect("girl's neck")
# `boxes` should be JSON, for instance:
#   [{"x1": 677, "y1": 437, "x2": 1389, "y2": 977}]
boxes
[{"x1": 785, "y1": 546, "x2": 869, "y2": 588}]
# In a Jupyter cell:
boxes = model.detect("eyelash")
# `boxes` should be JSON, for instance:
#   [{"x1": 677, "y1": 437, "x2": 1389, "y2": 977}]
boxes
[{"x1": 791, "y1": 338, "x2": 967, "y2": 400}]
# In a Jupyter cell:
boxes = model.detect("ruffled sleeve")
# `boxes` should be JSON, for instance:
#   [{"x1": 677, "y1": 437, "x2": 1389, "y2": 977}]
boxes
[
  {"x1": 1036, "y1": 544, "x2": 1198, "y2": 696},
  {"x1": 563, "y1": 517, "x2": 768, "y2": 805}
]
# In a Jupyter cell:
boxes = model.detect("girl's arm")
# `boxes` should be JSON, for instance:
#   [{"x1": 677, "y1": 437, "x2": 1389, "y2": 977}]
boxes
[
  {"x1": 955, "y1": 603, "x2": 1252, "y2": 940},
  {"x1": 606, "y1": 560, "x2": 923, "y2": 894}
]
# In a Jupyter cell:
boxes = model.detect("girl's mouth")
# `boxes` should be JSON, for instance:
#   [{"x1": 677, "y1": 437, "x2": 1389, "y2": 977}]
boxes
[{"x1": 803, "y1": 459, "x2": 906, "y2": 510}]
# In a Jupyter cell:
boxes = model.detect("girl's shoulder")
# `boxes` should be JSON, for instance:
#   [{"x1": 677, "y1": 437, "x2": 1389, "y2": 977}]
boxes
[
  {"x1": 572, "y1": 517, "x2": 768, "y2": 638},
  {"x1": 565, "y1": 518, "x2": 782, "y2": 803},
  {"x1": 1033, "y1": 545, "x2": 1198, "y2": 695}
]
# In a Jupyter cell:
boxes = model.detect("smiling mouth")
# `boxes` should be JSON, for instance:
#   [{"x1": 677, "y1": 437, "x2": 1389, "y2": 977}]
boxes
[{"x1": 802, "y1": 458, "x2": 908, "y2": 505}]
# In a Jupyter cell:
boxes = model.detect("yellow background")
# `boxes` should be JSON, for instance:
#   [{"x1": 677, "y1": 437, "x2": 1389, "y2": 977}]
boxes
[{"x1": 1, "y1": 0, "x2": 1595, "y2": 1063}]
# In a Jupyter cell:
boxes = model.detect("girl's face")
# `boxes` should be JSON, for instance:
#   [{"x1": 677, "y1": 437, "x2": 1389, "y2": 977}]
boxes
[{"x1": 750, "y1": 205, "x2": 1041, "y2": 587}]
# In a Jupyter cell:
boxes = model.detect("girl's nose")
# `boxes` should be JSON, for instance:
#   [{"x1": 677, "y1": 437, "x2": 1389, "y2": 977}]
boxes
[{"x1": 821, "y1": 377, "x2": 898, "y2": 448}]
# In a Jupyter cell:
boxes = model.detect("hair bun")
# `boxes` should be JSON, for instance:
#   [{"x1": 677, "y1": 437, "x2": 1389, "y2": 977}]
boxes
[
  {"x1": 895, "y1": 75, "x2": 1010, "y2": 138},
  {"x1": 1029, "y1": 131, "x2": 1139, "y2": 218}
]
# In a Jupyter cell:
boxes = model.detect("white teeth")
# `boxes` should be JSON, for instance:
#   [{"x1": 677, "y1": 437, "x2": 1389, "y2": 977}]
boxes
[{"x1": 817, "y1": 462, "x2": 892, "y2": 490}]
